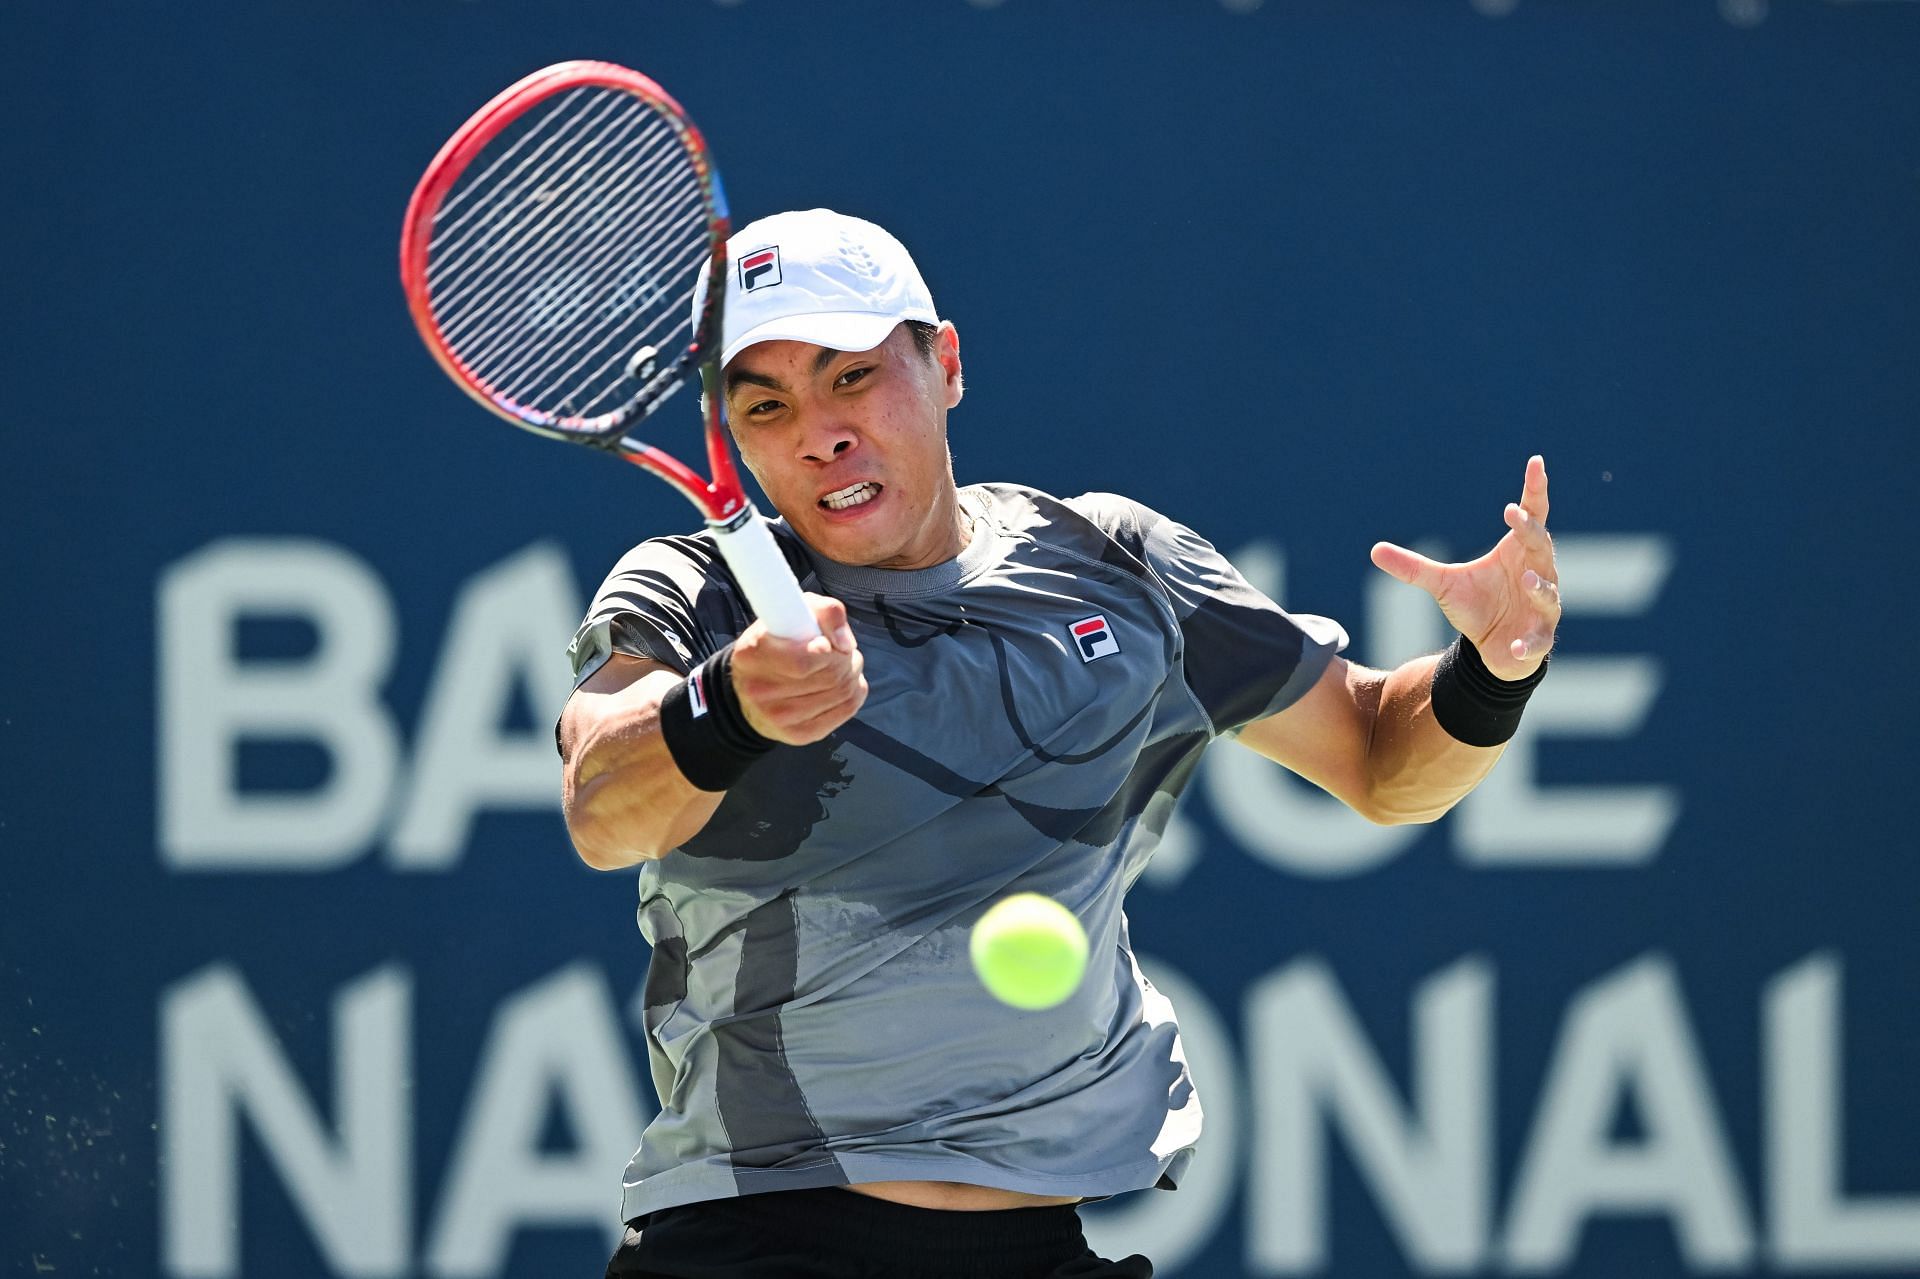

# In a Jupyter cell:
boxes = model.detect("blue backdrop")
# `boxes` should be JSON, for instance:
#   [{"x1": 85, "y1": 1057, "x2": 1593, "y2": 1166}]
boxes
[{"x1": 6, "y1": 2, "x2": 1920, "y2": 1276}]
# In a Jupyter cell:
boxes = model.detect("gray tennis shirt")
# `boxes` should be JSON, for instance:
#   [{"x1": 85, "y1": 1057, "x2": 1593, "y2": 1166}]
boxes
[{"x1": 566, "y1": 483, "x2": 1347, "y2": 1222}]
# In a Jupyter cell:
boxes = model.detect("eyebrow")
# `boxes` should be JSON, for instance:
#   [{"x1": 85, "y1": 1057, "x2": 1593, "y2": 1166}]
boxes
[
  {"x1": 724, "y1": 368, "x2": 787, "y2": 397},
  {"x1": 723, "y1": 347, "x2": 853, "y2": 398}
]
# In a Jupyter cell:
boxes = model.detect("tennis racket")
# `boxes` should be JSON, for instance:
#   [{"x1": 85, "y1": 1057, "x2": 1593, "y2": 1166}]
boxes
[{"x1": 399, "y1": 60, "x2": 818, "y2": 640}]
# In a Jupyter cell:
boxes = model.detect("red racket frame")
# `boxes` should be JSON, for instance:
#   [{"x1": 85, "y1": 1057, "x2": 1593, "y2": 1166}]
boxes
[{"x1": 399, "y1": 60, "x2": 748, "y2": 522}]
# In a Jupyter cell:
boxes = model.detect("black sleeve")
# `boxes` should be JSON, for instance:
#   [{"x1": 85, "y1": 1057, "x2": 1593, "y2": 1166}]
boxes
[
  {"x1": 565, "y1": 535, "x2": 733, "y2": 687},
  {"x1": 1066, "y1": 493, "x2": 1350, "y2": 735}
]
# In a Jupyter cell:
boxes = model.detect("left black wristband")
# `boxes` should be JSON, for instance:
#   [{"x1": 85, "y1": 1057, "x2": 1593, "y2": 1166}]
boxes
[
  {"x1": 1429, "y1": 633, "x2": 1547, "y2": 748},
  {"x1": 658, "y1": 644, "x2": 776, "y2": 792}
]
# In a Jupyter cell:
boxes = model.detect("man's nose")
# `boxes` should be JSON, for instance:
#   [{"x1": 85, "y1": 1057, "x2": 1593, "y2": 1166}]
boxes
[{"x1": 799, "y1": 422, "x2": 858, "y2": 464}]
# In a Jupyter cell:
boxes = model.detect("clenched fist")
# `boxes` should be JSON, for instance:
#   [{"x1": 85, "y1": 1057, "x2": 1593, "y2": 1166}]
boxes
[{"x1": 729, "y1": 593, "x2": 868, "y2": 745}]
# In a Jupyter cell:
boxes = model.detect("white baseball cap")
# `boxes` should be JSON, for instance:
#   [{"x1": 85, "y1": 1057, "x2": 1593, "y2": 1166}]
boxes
[{"x1": 694, "y1": 208, "x2": 938, "y2": 368}]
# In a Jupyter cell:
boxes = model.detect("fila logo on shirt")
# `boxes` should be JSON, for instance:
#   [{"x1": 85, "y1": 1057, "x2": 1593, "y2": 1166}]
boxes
[
  {"x1": 739, "y1": 247, "x2": 782, "y2": 292},
  {"x1": 1069, "y1": 614, "x2": 1120, "y2": 663}
]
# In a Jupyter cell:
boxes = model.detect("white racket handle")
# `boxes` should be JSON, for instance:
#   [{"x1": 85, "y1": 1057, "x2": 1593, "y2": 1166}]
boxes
[{"x1": 709, "y1": 505, "x2": 820, "y2": 639}]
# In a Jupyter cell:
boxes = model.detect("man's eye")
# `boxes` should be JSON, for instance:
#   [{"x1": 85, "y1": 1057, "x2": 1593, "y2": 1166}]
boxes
[
  {"x1": 835, "y1": 366, "x2": 871, "y2": 389},
  {"x1": 743, "y1": 399, "x2": 783, "y2": 417}
]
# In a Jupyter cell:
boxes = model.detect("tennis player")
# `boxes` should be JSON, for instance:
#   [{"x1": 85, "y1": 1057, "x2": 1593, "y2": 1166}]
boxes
[{"x1": 559, "y1": 209, "x2": 1561, "y2": 1279}]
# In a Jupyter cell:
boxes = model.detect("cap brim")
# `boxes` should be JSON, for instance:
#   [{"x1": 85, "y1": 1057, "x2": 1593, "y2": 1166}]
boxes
[{"x1": 720, "y1": 311, "x2": 916, "y2": 369}]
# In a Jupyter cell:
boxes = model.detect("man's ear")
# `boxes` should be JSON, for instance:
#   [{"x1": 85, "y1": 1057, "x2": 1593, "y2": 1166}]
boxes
[{"x1": 937, "y1": 321, "x2": 964, "y2": 407}]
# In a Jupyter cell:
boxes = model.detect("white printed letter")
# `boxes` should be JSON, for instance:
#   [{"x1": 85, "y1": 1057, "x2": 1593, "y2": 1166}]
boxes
[
  {"x1": 1455, "y1": 537, "x2": 1681, "y2": 866},
  {"x1": 1767, "y1": 953, "x2": 1920, "y2": 1267},
  {"x1": 1502, "y1": 955, "x2": 1752, "y2": 1270},
  {"x1": 159, "y1": 540, "x2": 399, "y2": 869},
  {"x1": 426, "y1": 965, "x2": 650, "y2": 1275},
  {"x1": 388, "y1": 543, "x2": 582, "y2": 868},
  {"x1": 161, "y1": 963, "x2": 411, "y2": 1277},
  {"x1": 1245, "y1": 956, "x2": 1491, "y2": 1273}
]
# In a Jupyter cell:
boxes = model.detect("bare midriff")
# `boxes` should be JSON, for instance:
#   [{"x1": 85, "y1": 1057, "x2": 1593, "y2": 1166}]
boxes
[{"x1": 841, "y1": 1180, "x2": 1082, "y2": 1211}]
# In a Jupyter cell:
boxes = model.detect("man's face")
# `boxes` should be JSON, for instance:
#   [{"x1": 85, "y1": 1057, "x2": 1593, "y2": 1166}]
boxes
[{"x1": 723, "y1": 322, "x2": 965, "y2": 570}]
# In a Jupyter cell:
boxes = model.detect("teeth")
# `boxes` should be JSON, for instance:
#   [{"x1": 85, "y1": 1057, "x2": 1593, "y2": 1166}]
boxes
[{"x1": 822, "y1": 483, "x2": 880, "y2": 511}]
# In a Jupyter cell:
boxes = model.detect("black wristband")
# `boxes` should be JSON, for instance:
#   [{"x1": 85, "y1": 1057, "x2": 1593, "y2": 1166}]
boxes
[
  {"x1": 1429, "y1": 634, "x2": 1547, "y2": 748},
  {"x1": 658, "y1": 644, "x2": 776, "y2": 792}
]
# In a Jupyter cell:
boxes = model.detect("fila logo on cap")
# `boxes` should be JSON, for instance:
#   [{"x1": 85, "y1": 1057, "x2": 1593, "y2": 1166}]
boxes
[
  {"x1": 739, "y1": 247, "x2": 782, "y2": 292},
  {"x1": 1069, "y1": 614, "x2": 1120, "y2": 663}
]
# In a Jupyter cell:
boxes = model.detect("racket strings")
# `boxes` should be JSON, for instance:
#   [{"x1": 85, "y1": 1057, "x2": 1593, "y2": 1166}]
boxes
[
  {"x1": 447, "y1": 145, "x2": 700, "y2": 387},
  {"x1": 438, "y1": 142, "x2": 682, "y2": 378},
  {"x1": 462, "y1": 178, "x2": 704, "y2": 417},
  {"x1": 432, "y1": 85, "x2": 626, "y2": 251},
  {"x1": 425, "y1": 86, "x2": 713, "y2": 424},
  {"x1": 512, "y1": 205, "x2": 709, "y2": 410},
  {"x1": 430, "y1": 103, "x2": 669, "y2": 342},
  {"x1": 459, "y1": 177, "x2": 705, "y2": 418},
  {"x1": 430, "y1": 102, "x2": 669, "y2": 335}
]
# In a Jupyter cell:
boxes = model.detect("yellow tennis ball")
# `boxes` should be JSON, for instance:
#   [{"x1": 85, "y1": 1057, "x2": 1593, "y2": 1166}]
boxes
[{"x1": 970, "y1": 893, "x2": 1089, "y2": 1010}]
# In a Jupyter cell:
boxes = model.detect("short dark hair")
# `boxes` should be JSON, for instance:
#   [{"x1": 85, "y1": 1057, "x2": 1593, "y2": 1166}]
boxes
[{"x1": 904, "y1": 320, "x2": 940, "y2": 362}]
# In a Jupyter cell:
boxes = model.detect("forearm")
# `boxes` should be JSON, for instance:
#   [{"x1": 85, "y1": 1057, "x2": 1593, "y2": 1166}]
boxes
[
  {"x1": 562, "y1": 670, "x2": 725, "y2": 868},
  {"x1": 557, "y1": 598, "x2": 865, "y2": 869},
  {"x1": 1362, "y1": 654, "x2": 1506, "y2": 824}
]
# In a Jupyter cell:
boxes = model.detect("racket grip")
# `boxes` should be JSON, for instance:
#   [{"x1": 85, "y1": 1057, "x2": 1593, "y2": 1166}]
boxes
[{"x1": 709, "y1": 506, "x2": 821, "y2": 639}]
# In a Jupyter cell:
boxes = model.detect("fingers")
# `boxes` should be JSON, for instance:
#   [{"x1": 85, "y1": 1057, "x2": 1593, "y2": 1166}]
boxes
[
  {"x1": 1507, "y1": 566, "x2": 1562, "y2": 666},
  {"x1": 1521, "y1": 567, "x2": 1561, "y2": 612},
  {"x1": 731, "y1": 602, "x2": 868, "y2": 744},
  {"x1": 784, "y1": 676, "x2": 870, "y2": 743},
  {"x1": 1509, "y1": 628, "x2": 1556, "y2": 664},
  {"x1": 1505, "y1": 466, "x2": 1558, "y2": 652},
  {"x1": 752, "y1": 595, "x2": 855, "y2": 676},
  {"x1": 808, "y1": 594, "x2": 857, "y2": 654},
  {"x1": 1519, "y1": 454, "x2": 1549, "y2": 525},
  {"x1": 1503, "y1": 500, "x2": 1553, "y2": 560},
  {"x1": 1371, "y1": 541, "x2": 1450, "y2": 596},
  {"x1": 1505, "y1": 622, "x2": 1551, "y2": 660},
  {"x1": 738, "y1": 659, "x2": 869, "y2": 744},
  {"x1": 763, "y1": 680, "x2": 869, "y2": 744},
  {"x1": 736, "y1": 636, "x2": 865, "y2": 703}
]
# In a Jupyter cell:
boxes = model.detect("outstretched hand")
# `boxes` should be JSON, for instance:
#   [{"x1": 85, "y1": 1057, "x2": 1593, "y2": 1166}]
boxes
[{"x1": 1370, "y1": 455, "x2": 1561, "y2": 682}]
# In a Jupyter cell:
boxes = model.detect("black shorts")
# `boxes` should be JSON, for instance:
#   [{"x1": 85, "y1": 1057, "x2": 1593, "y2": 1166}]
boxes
[{"x1": 604, "y1": 1185, "x2": 1153, "y2": 1279}]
